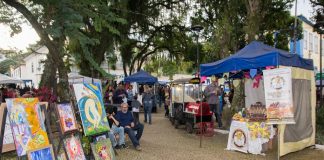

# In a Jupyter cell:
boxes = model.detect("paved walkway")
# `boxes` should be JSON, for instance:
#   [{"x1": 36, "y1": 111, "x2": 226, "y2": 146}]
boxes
[{"x1": 117, "y1": 108, "x2": 324, "y2": 160}]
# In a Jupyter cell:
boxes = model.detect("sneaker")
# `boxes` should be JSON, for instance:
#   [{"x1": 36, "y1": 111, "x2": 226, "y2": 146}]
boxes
[
  {"x1": 121, "y1": 144, "x2": 128, "y2": 149},
  {"x1": 114, "y1": 145, "x2": 121, "y2": 149},
  {"x1": 135, "y1": 145, "x2": 142, "y2": 151}
]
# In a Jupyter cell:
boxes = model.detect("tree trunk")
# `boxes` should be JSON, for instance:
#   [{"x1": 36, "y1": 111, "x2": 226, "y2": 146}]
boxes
[
  {"x1": 245, "y1": 0, "x2": 261, "y2": 42},
  {"x1": 3, "y1": 0, "x2": 70, "y2": 101}
]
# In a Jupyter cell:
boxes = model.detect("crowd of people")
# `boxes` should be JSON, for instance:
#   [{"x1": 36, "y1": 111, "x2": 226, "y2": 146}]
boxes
[
  {"x1": 103, "y1": 82, "x2": 171, "y2": 151},
  {"x1": 0, "y1": 84, "x2": 36, "y2": 102}
]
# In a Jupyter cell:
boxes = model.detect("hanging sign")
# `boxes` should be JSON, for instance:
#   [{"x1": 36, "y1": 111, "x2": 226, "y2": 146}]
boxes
[
  {"x1": 189, "y1": 77, "x2": 200, "y2": 84},
  {"x1": 263, "y1": 68, "x2": 295, "y2": 124}
]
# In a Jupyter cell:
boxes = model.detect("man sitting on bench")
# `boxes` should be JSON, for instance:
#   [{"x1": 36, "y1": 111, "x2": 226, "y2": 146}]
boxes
[{"x1": 115, "y1": 103, "x2": 144, "y2": 151}]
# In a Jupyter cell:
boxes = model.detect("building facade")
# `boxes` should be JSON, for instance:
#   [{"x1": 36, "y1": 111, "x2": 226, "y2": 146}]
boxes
[
  {"x1": 11, "y1": 46, "x2": 47, "y2": 88},
  {"x1": 11, "y1": 46, "x2": 126, "y2": 87},
  {"x1": 291, "y1": 15, "x2": 324, "y2": 73}
]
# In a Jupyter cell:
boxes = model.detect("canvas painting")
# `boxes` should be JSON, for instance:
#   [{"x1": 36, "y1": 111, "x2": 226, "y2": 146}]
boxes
[
  {"x1": 27, "y1": 145, "x2": 54, "y2": 160},
  {"x1": 6, "y1": 98, "x2": 49, "y2": 156},
  {"x1": 56, "y1": 103, "x2": 78, "y2": 133},
  {"x1": 0, "y1": 104, "x2": 15, "y2": 153},
  {"x1": 95, "y1": 134, "x2": 107, "y2": 142},
  {"x1": 91, "y1": 138, "x2": 116, "y2": 160},
  {"x1": 73, "y1": 83, "x2": 110, "y2": 136},
  {"x1": 57, "y1": 153, "x2": 67, "y2": 160},
  {"x1": 64, "y1": 135, "x2": 86, "y2": 160}
]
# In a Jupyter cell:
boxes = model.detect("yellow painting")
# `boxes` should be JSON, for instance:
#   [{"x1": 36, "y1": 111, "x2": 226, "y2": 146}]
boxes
[{"x1": 6, "y1": 98, "x2": 49, "y2": 156}]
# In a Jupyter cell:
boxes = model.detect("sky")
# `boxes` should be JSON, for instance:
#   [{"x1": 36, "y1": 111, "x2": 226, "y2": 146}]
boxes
[{"x1": 0, "y1": 0, "x2": 317, "y2": 52}]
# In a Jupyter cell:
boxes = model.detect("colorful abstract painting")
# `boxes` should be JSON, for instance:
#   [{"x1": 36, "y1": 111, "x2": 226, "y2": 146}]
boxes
[
  {"x1": 56, "y1": 103, "x2": 78, "y2": 133},
  {"x1": 27, "y1": 145, "x2": 54, "y2": 160},
  {"x1": 5, "y1": 98, "x2": 49, "y2": 156},
  {"x1": 73, "y1": 83, "x2": 110, "y2": 136},
  {"x1": 57, "y1": 153, "x2": 67, "y2": 160},
  {"x1": 91, "y1": 138, "x2": 116, "y2": 160},
  {"x1": 64, "y1": 135, "x2": 86, "y2": 160}
]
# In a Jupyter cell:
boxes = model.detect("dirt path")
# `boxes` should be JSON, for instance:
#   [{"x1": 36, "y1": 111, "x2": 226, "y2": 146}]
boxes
[{"x1": 117, "y1": 108, "x2": 323, "y2": 160}]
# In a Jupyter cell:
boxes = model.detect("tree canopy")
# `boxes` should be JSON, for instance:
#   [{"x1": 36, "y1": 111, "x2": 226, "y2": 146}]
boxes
[{"x1": 0, "y1": 0, "x2": 303, "y2": 99}]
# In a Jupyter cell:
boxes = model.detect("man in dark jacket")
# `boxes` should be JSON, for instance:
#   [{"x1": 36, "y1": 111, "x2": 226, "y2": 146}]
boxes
[
  {"x1": 115, "y1": 103, "x2": 144, "y2": 151},
  {"x1": 113, "y1": 84, "x2": 128, "y2": 104}
]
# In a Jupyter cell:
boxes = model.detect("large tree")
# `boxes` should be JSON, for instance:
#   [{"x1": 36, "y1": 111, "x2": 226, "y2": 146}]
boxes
[
  {"x1": 193, "y1": 0, "x2": 300, "y2": 62},
  {"x1": 1, "y1": 0, "x2": 122, "y2": 100},
  {"x1": 111, "y1": 0, "x2": 192, "y2": 76}
]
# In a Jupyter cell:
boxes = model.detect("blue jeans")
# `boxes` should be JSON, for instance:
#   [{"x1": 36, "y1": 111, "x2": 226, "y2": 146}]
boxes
[
  {"x1": 144, "y1": 105, "x2": 152, "y2": 123},
  {"x1": 124, "y1": 123, "x2": 144, "y2": 147},
  {"x1": 108, "y1": 125, "x2": 125, "y2": 147}
]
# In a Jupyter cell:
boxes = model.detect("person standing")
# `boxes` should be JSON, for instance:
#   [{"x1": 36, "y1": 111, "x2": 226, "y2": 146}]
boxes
[
  {"x1": 131, "y1": 94, "x2": 141, "y2": 125},
  {"x1": 164, "y1": 86, "x2": 170, "y2": 117},
  {"x1": 204, "y1": 76, "x2": 222, "y2": 128},
  {"x1": 142, "y1": 85, "x2": 154, "y2": 124},
  {"x1": 127, "y1": 85, "x2": 134, "y2": 111},
  {"x1": 113, "y1": 84, "x2": 127, "y2": 105}
]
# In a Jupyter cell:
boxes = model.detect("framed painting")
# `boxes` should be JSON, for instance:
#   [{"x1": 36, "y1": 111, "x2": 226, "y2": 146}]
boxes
[
  {"x1": 91, "y1": 138, "x2": 116, "y2": 160},
  {"x1": 57, "y1": 153, "x2": 67, "y2": 160},
  {"x1": 56, "y1": 103, "x2": 78, "y2": 133},
  {"x1": 64, "y1": 134, "x2": 86, "y2": 160},
  {"x1": 0, "y1": 103, "x2": 15, "y2": 153},
  {"x1": 27, "y1": 144, "x2": 54, "y2": 160},
  {"x1": 5, "y1": 98, "x2": 49, "y2": 156},
  {"x1": 73, "y1": 83, "x2": 110, "y2": 136}
]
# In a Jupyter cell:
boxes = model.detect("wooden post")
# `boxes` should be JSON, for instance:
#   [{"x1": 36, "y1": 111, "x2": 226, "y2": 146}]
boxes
[
  {"x1": 0, "y1": 106, "x2": 7, "y2": 159},
  {"x1": 44, "y1": 103, "x2": 58, "y2": 159}
]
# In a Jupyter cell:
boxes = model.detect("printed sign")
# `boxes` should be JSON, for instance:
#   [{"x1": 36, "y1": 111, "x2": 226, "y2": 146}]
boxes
[{"x1": 263, "y1": 68, "x2": 295, "y2": 124}]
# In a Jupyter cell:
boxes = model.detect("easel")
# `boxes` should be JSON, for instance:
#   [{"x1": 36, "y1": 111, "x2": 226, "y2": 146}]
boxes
[{"x1": 0, "y1": 106, "x2": 7, "y2": 159}]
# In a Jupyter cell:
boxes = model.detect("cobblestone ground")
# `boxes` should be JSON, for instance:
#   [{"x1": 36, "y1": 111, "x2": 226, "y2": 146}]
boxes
[
  {"x1": 2, "y1": 108, "x2": 323, "y2": 160},
  {"x1": 117, "y1": 108, "x2": 324, "y2": 160}
]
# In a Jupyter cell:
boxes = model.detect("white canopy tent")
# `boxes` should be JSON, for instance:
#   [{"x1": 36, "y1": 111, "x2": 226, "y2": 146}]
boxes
[
  {"x1": 68, "y1": 72, "x2": 101, "y2": 84},
  {"x1": 0, "y1": 74, "x2": 24, "y2": 84}
]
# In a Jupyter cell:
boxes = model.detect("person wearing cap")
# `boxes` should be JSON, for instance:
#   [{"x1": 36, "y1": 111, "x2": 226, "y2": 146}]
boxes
[{"x1": 204, "y1": 75, "x2": 223, "y2": 128}]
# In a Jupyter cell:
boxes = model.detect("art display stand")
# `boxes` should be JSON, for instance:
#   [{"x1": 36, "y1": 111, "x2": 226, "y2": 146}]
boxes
[{"x1": 0, "y1": 106, "x2": 7, "y2": 159}]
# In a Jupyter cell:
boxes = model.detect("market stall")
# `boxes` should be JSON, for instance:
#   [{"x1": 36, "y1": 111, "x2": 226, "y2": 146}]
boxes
[{"x1": 200, "y1": 41, "x2": 315, "y2": 156}]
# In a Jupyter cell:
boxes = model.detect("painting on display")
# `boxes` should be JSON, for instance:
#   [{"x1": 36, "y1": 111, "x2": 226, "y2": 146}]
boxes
[
  {"x1": 56, "y1": 103, "x2": 78, "y2": 133},
  {"x1": 0, "y1": 103, "x2": 15, "y2": 153},
  {"x1": 27, "y1": 145, "x2": 54, "y2": 160},
  {"x1": 64, "y1": 134, "x2": 86, "y2": 160},
  {"x1": 73, "y1": 83, "x2": 110, "y2": 136},
  {"x1": 91, "y1": 138, "x2": 116, "y2": 160},
  {"x1": 5, "y1": 98, "x2": 49, "y2": 156},
  {"x1": 57, "y1": 153, "x2": 67, "y2": 160},
  {"x1": 227, "y1": 121, "x2": 249, "y2": 153},
  {"x1": 263, "y1": 68, "x2": 295, "y2": 124}
]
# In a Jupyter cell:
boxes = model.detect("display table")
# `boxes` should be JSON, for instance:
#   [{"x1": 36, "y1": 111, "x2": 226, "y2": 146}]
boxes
[{"x1": 226, "y1": 120, "x2": 275, "y2": 155}]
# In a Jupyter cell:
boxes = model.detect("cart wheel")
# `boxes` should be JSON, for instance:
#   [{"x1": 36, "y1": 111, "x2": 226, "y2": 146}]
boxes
[
  {"x1": 174, "y1": 120, "x2": 179, "y2": 129},
  {"x1": 186, "y1": 122, "x2": 193, "y2": 134},
  {"x1": 170, "y1": 117, "x2": 175, "y2": 125}
]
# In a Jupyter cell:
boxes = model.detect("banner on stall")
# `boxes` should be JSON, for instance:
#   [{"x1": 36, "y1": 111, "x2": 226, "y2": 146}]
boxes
[{"x1": 263, "y1": 68, "x2": 295, "y2": 124}]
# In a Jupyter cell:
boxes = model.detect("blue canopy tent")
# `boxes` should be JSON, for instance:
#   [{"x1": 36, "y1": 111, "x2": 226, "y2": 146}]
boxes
[
  {"x1": 200, "y1": 41, "x2": 313, "y2": 76},
  {"x1": 124, "y1": 70, "x2": 158, "y2": 84},
  {"x1": 200, "y1": 41, "x2": 316, "y2": 156}
]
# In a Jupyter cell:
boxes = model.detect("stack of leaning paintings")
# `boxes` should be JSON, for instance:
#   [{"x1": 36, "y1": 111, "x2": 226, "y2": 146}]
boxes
[
  {"x1": 2, "y1": 83, "x2": 115, "y2": 160},
  {"x1": 72, "y1": 83, "x2": 115, "y2": 160},
  {"x1": 5, "y1": 98, "x2": 55, "y2": 159}
]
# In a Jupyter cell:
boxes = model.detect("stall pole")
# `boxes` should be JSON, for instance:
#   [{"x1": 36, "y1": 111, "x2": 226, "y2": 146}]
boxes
[
  {"x1": 277, "y1": 125, "x2": 280, "y2": 160},
  {"x1": 191, "y1": 24, "x2": 203, "y2": 148},
  {"x1": 320, "y1": 33, "x2": 323, "y2": 107}
]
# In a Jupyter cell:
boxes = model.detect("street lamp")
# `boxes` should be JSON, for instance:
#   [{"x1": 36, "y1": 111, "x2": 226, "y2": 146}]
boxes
[
  {"x1": 314, "y1": 20, "x2": 324, "y2": 107},
  {"x1": 191, "y1": 25, "x2": 203, "y2": 77},
  {"x1": 191, "y1": 25, "x2": 203, "y2": 148}
]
